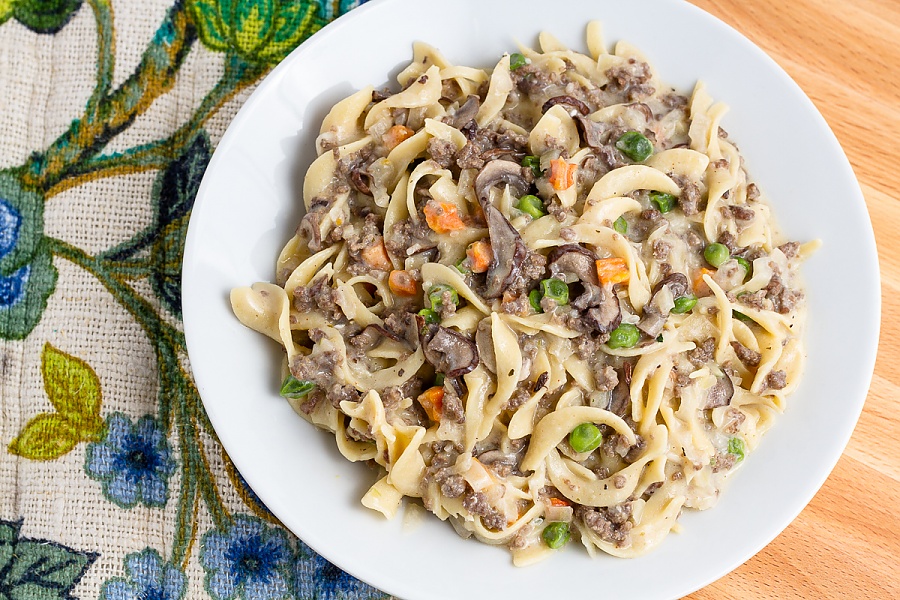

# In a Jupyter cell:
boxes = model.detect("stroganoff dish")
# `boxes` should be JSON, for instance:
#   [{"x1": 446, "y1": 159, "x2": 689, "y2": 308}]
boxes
[{"x1": 231, "y1": 23, "x2": 813, "y2": 564}]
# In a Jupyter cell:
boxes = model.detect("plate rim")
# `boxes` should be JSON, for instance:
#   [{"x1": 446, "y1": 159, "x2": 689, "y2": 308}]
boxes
[{"x1": 183, "y1": 0, "x2": 881, "y2": 598}]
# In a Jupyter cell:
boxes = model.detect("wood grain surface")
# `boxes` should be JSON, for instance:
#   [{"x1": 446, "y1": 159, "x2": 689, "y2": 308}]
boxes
[{"x1": 683, "y1": 1, "x2": 899, "y2": 598}]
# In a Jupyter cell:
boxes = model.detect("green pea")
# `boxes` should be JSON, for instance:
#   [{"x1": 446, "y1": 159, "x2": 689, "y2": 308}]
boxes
[
  {"x1": 615, "y1": 131, "x2": 653, "y2": 162},
  {"x1": 434, "y1": 373, "x2": 445, "y2": 387},
  {"x1": 418, "y1": 308, "x2": 440, "y2": 324},
  {"x1": 509, "y1": 52, "x2": 527, "y2": 70},
  {"x1": 671, "y1": 294, "x2": 698, "y2": 314},
  {"x1": 540, "y1": 278, "x2": 569, "y2": 306},
  {"x1": 516, "y1": 194, "x2": 547, "y2": 219},
  {"x1": 727, "y1": 437, "x2": 746, "y2": 462},
  {"x1": 607, "y1": 323, "x2": 640, "y2": 349},
  {"x1": 704, "y1": 242, "x2": 730, "y2": 267},
  {"x1": 428, "y1": 284, "x2": 459, "y2": 312},
  {"x1": 522, "y1": 155, "x2": 543, "y2": 178},
  {"x1": 280, "y1": 375, "x2": 315, "y2": 399},
  {"x1": 529, "y1": 289, "x2": 543, "y2": 313},
  {"x1": 569, "y1": 422, "x2": 603, "y2": 453},
  {"x1": 613, "y1": 215, "x2": 628, "y2": 235},
  {"x1": 541, "y1": 522, "x2": 571, "y2": 549},
  {"x1": 649, "y1": 191, "x2": 677, "y2": 213},
  {"x1": 735, "y1": 256, "x2": 752, "y2": 280}
]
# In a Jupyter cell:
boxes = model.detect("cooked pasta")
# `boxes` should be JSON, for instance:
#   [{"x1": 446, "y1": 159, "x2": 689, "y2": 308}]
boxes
[{"x1": 231, "y1": 23, "x2": 812, "y2": 564}]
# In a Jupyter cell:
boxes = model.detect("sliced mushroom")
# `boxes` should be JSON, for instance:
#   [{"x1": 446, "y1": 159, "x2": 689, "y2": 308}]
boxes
[
  {"x1": 703, "y1": 375, "x2": 735, "y2": 409},
  {"x1": 479, "y1": 203, "x2": 528, "y2": 298},
  {"x1": 481, "y1": 147, "x2": 525, "y2": 162},
  {"x1": 384, "y1": 311, "x2": 420, "y2": 349},
  {"x1": 350, "y1": 323, "x2": 401, "y2": 350},
  {"x1": 583, "y1": 284, "x2": 622, "y2": 334},
  {"x1": 532, "y1": 372, "x2": 549, "y2": 393},
  {"x1": 452, "y1": 94, "x2": 481, "y2": 129},
  {"x1": 371, "y1": 88, "x2": 392, "y2": 102},
  {"x1": 365, "y1": 323, "x2": 402, "y2": 342},
  {"x1": 542, "y1": 95, "x2": 591, "y2": 116},
  {"x1": 448, "y1": 376, "x2": 466, "y2": 397},
  {"x1": 652, "y1": 273, "x2": 690, "y2": 298},
  {"x1": 607, "y1": 368, "x2": 631, "y2": 418},
  {"x1": 474, "y1": 160, "x2": 530, "y2": 204},
  {"x1": 475, "y1": 318, "x2": 497, "y2": 374},
  {"x1": 625, "y1": 102, "x2": 654, "y2": 122},
  {"x1": 574, "y1": 115, "x2": 612, "y2": 150},
  {"x1": 418, "y1": 319, "x2": 480, "y2": 378},
  {"x1": 548, "y1": 244, "x2": 599, "y2": 286},
  {"x1": 572, "y1": 282, "x2": 604, "y2": 311},
  {"x1": 474, "y1": 161, "x2": 530, "y2": 298},
  {"x1": 298, "y1": 199, "x2": 328, "y2": 252},
  {"x1": 349, "y1": 165, "x2": 372, "y2": 195},
  {"x1": 638, "y1": 273, "x2": 690, "y2": 337}
]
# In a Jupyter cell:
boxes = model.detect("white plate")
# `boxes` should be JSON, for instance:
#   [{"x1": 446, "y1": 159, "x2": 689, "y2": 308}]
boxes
[{"x1": 183, "y1": 0, "x2": 879, "y2": 598}]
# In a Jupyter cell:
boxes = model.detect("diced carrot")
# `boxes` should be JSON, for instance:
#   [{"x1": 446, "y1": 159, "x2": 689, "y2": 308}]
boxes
[
  {"x1": 596, "y1": 257, "x2": 630, "y2": 286},
  {"x1": 383, "y1": 124, "x2": 415, "y2": 150},
  {"x1": 388, "y1": 270, "x2": 418, "y2": 296},
  {"x1": 548, "y1": 157, "x2": 577, "y2": 191},
  {"x1": 694, "y1": 267, "x2": 716, "y2": 296},
  {"x1": 417, "y1": 386, "x2": 444, "y2": 421},
  {"x1": 549, "y1": 497, "x2": 570, "y2": 508},
  {"x1": 466, "y1": 240, "x2": 493, "y2": 273},
  {"x1": 423, "y1": 200, "x2": 467, "y2": 233},
  {"x1": 360, "y1": 237, "x2": 393, "y2": 271}
]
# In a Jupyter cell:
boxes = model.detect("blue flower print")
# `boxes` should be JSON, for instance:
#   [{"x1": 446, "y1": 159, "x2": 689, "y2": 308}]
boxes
[
  {"x1": 0, "y1": 264, "x2": 29, "y2": 307},
  {"x1": 0, "y1": 171, "x2": 57, "y2": 340},
  {"x1": 295, "y1": 540, "x2": 385, "y2": 600},
  {"x1": 0, "y1": 197, "x2": 21, "y2": 258},
  {"x1": 85, "y1": 413, "x2": 176, "y2": 508},
  {"x1": 100, "y1": 548, "x2": 186, "y2": 600},
  {"x1": 0, "y1": 192, "x2": 28, "y2": 308},
  {"x1": 200, "y1": 515, "x2": 293, "y2": 600}
]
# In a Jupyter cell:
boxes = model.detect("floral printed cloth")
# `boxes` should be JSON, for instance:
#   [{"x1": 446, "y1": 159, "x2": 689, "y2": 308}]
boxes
[{"x1": 0, "y1": 1, "x2": 393, "y2": 598}]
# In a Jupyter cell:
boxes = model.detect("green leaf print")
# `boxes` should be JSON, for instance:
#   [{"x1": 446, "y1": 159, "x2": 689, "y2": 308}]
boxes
[
  {"x1": 41, "y1": 343, "x2": 105, "y2": 438},
  {"x1": 12, "y1": 0, "x2": 84, "y2": 34},
  {"x1": 0, "y1": 519, "x2": 97, "y2": 600},
  {"x1": 0, "y1": 0, "x2": 14, "y2": 26},
  {"x1": 8, "y1": 344, "x2": 104, "y2": 460},
  {"x1": 190, "y1": 0, "x2": 325, "y2": 66},
  {"x1": 7, "y1": 414, "x2": 79, "y2": 460}
]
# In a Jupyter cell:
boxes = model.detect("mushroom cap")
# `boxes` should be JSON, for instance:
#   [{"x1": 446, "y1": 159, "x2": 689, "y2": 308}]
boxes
[
  {"x1": 574, "y1": 115, "x2": 613, "y2": 150},
  {"x1": 474, "y1": 160, "x2": 531, "y2": 299},
  {"x1": 652, "y1": 273, "x2": 690, "y2": 298},
  {"x1": 703, "y1": 375, "x2": 735, "y2": 409},
  {"x1": 475, "y1": 318, "x2": 497, "y2": 374},
  {"x1": 474, "y1": 160, "x2": 530, "y2": 204},
  {"x1": 542, "y1": 95, "x2": 591, "y2": 116},
  {"x1": 639, "y1": 273, "x2": 691, "y2": 337},
  {"x1": 548, "y1": 244, "x2": 600, "y2": 286},
  {"x1": 452, "y1": 94, "x2": 481, "y2": 129},
  {"x1": 584, "y1": 283, "x2": 622, "y2": 334},
  {"x1": 418, "y1": 319, "x2": 480, "y2": 378}
]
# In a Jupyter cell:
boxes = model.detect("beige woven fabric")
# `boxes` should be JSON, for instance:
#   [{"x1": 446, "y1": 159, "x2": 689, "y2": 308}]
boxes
[{"x1": 0, "y1": 1, "x2": 387, "y2": 598}]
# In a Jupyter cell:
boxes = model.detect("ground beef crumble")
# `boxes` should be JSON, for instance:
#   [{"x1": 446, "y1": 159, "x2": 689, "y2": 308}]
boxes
[
  {"x1": 293, "y1": 276, "x2": 343, "y2": 322},
  {"x1": 605, "y1": 59, "x2": 655, "y2": 101},
  {"x1": 576, "y1": 503, "x2": 633, "y2": 545},
  {"x1": 462, "y1": 491, "x2": 506, "y2": 530}
]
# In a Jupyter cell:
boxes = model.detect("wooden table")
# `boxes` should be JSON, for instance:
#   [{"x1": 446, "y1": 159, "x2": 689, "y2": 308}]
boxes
[{"x1": 684, "y1": 1, "x2": 899, "y2": 598}]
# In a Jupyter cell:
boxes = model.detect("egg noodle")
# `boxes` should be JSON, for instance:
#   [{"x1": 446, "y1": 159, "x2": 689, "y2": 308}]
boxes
[{"x1": 231, "y1": 23, "x2": 812, "y2": 564}]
